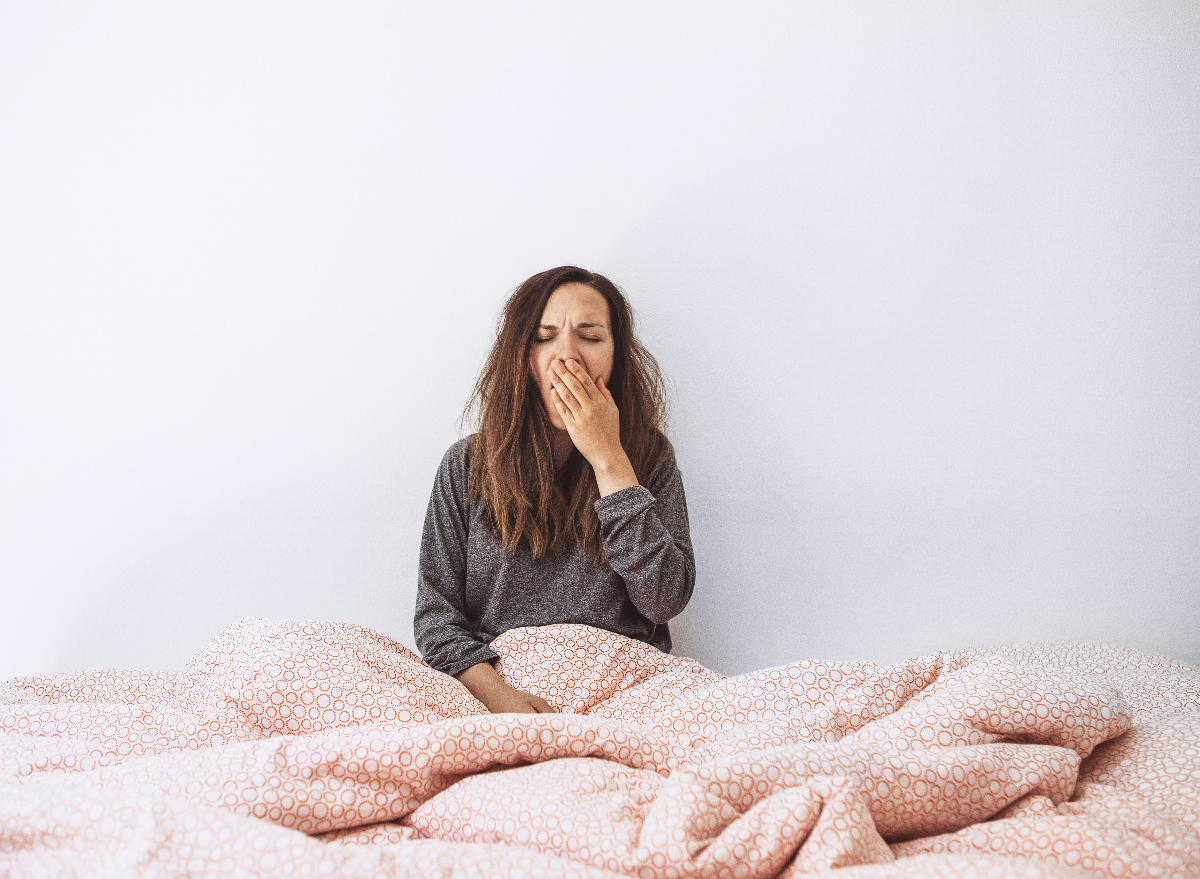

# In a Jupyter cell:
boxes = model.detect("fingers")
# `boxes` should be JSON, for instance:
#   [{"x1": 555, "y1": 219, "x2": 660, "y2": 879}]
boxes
[
  {"x1": 516, "y1": 691, "x2": 556, "y2": 713},
  {"x1": 548, "y1": 378, "x2": 581, "y2": 423},
  {"x1": 548, "y1": 359, "x2": 596, "y2": 407},
  {"x1": 562, "y1": 359, "x2": 598, "y2": 397},
  {"x1": 549, "y1": 384, "x2": 575, "y2": 425}
]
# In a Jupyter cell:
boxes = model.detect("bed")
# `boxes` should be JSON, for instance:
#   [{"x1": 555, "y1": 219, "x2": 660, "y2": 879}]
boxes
[{"x1": 2, "y1": 618, "x2": 1198, "y2": 877}]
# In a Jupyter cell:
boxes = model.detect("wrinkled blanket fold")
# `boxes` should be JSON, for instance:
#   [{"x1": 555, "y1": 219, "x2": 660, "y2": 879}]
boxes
[{"x1": 3, "y1": 619, "x2": 1198, "y2": 878}]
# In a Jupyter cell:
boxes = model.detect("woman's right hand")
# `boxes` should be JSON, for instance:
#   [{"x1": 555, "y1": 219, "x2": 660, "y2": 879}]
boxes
[
  {"x1": 482, "y1": 684, "x2": 556, "y2": 714},
  {"x1": 455, "y1": 661, "x2": 557, "y2": 714}
]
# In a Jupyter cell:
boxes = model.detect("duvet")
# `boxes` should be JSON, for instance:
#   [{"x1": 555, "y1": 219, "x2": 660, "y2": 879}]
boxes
[{"x1": 2, "y1": 618, "x2": 1198, "y2": 878}]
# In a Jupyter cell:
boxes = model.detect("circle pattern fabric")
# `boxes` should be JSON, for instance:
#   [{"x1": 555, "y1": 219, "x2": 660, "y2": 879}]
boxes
[{"x1": 2, "y1": 619, "x2": 1198, "y2": 878}]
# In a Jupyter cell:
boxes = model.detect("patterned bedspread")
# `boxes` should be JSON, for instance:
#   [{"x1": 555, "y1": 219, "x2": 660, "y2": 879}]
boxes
[{"x1": 2, "y1": 619, "x2": 1198, "y2": 878}]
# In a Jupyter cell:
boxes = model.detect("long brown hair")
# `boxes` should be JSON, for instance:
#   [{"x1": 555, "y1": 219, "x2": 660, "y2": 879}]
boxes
[{"x1": 459, "y1": 266, "x2": 671, "y2": 564}]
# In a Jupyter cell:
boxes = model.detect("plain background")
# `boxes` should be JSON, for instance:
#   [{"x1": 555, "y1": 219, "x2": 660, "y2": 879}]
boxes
[{"x1": 2, "y1": 2, "x2": 1197, "y2": 680}]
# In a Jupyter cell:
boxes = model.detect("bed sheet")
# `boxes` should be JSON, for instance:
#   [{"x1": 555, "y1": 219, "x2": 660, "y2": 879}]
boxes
[{"x1": 2, "y1": 618, "x2": 1198, "y2": 878}]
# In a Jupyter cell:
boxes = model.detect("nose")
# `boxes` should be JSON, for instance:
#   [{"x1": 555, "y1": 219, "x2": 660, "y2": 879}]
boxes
[{"x1": 548, "y1": 338, "x2": 585, "y2": 372}]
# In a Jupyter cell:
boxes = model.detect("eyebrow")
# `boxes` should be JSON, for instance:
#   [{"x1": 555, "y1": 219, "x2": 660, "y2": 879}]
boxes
[{"x1": 538, "y1": 322, "x2": 606, "y2": 330}]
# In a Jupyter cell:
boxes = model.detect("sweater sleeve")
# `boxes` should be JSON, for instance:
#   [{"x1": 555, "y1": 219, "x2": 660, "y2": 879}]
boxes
[
  {"x1": 413, "y1": 441, "x2": 500, "y2": 677},
  {"x1": 593, "y1": 453, "x2": 696, "y2": 625}
]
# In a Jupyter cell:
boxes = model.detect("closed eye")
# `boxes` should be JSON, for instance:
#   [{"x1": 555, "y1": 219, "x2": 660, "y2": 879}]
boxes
[{"x1": 535, "y1": 337, "x2": 603, "y2": 343}]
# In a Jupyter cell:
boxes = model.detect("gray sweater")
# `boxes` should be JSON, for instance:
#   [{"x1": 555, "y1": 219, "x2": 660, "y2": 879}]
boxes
[{"x1": 414, "y1": 435, "x2": 696, "y2": 677}]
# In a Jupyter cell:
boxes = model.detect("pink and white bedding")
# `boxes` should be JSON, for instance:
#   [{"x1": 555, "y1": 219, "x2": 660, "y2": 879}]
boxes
[{"x1": 2, "y1": 618, "x2": 1198, "y2": 878}]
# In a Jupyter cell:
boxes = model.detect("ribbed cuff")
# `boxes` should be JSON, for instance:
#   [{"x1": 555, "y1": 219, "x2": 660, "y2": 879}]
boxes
[{"x1": 436, "y1": 644, "x2": 501, "y2": 679}]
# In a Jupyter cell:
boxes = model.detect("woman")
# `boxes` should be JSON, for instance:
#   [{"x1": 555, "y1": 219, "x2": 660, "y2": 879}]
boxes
[{"x1": 414, "y1": 266, "x2": 696, "y2": 713}]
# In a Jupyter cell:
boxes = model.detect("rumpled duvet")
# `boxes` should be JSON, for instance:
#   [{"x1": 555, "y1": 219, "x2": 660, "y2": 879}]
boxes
[{"x1": 2, "y1": 619, "x2": 1198, "y2": 878}]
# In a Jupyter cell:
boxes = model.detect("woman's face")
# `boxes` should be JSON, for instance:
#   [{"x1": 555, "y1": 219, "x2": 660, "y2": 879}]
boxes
[{"x1": 528, "y1": 282, "x2": 614, "y2": 431}]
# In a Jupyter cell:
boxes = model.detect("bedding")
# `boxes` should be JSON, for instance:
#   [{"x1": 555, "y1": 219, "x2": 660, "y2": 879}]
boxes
[{"x1": 2, "y1": 618, "x2": 1198, "y2": 878}]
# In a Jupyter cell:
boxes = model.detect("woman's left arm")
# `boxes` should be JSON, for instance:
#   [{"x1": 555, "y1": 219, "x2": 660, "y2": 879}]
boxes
[
  {"x1": 593, "y1": 456, "x2": 696, "y2": 625},
  {"x1": 547, "y1": 359, "x2": 695, "y2": 622}
]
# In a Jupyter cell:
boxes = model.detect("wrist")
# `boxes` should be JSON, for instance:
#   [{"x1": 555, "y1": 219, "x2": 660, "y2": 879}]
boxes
[
  {"x1": 592, "y1": 448, "x2": 633, "y2": 478},
  {"x1": 593, "y1": 451, "x2": 639, "y2": 497},
  {"x1": 455, "y1": 661, "x2": 509, "y2": 703}
]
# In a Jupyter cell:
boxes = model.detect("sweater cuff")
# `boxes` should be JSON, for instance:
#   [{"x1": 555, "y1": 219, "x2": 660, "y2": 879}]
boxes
[
  {"x1": 594, "y1": 484, "x2": 655, "y2": 525},
  {"x1": 436, "y1": 644, "x2": 501, "y2": 679}
]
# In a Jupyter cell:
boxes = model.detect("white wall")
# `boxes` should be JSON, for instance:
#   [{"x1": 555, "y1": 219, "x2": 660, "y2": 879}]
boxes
[{"x1": 2, "y1": 2, "x2": 1197, "y2": 679}]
